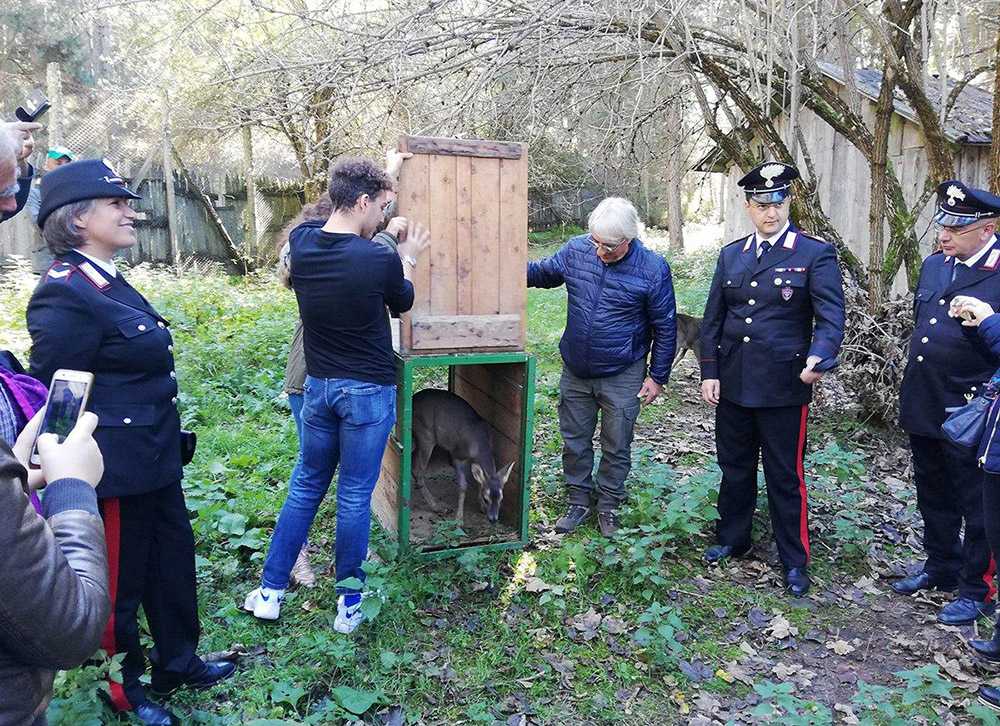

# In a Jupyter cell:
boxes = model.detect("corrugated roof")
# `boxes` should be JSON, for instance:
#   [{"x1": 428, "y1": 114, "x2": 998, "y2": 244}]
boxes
[{"x1": 816, "y1": 61, "x2": 993, "y2": 144}]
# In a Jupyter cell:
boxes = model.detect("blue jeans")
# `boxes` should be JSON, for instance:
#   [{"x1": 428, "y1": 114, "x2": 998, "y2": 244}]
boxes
[
  {"x1": 288, "y1": 392, "x2": 304, "y2": 442},
  {"x1": 262, "y1": 376, "x2": 396, "y2": 592}
]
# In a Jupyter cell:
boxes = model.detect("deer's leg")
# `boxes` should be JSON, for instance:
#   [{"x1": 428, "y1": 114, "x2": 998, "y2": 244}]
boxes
[
  {"x1": 413, "y1": 437, "x2": 445, "y2": 513},
  {"x1": 453, "y1": 461, "x2": 469, "y2": 523}
]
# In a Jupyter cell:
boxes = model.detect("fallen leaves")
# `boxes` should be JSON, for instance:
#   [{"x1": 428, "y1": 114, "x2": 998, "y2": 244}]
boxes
[
  {"x1": 826, "y1": 639, "x2": 856, "y2": 655},
  {"x1": 767, "y1": 614, "x2": 799, "y2": 640}
]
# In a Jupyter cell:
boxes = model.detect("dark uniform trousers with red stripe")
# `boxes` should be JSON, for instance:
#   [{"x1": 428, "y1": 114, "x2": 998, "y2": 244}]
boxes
[
  {"x1": 715, "y1": 399, "x2": 811, "y2": 567},
  {"x1": 699, "y1": 225, "x2": 845, "y2": 569},
  {"x1": 99, "y1": 482, "x2": 201, "y2": 709},
  {"x1": 910, "y1": 437, "x2": 995, "y2": 601}
]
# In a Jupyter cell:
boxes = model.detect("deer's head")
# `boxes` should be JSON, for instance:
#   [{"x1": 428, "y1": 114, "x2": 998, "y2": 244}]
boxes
[{"x1": 471, "y1": 461, "x2": 515, "y2": 523}]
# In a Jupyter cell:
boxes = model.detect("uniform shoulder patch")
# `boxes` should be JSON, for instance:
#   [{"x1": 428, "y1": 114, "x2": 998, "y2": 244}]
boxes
[
  {"x1": 45, "y1": 261, "x2": 76, "y2": 281},
  {"x1": 724, "y1": 235, "x2": 752, "y2": 248},
  {"x1": 796, "y1": 230, "x2": 829, "y2": 244},
  {"x1": 78, "y1": 261, "x2": 110, "y2": 290}
]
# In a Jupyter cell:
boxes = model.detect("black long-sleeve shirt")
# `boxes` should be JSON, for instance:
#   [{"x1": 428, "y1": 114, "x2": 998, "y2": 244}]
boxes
[{"x1": 289, "y1": 221, "x2": 414, "y2": 385}]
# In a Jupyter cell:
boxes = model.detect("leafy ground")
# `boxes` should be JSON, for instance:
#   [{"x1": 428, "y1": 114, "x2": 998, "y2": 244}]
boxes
[{"x1": 1, "y1": 243, "x2": 999, "y2": 725}]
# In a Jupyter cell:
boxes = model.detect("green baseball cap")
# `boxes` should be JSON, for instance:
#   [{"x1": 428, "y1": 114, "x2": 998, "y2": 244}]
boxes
[{"x1": 46, "y1": 146, "x2": 75, "y2": 161}]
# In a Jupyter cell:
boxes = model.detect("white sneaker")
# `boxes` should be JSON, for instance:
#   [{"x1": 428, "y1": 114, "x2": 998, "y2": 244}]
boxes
[
  {"x1": 243, "y1": 586, "x2": 285, "y2": 621},
  {"x1": 333, "y1": 594, "x2": 365, "y2": 634}
]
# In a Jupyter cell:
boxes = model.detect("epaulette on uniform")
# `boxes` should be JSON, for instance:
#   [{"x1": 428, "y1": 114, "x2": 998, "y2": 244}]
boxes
[
  {"x1": 725, "y1": 234, "x2": 753, "y2": 248},
  {"x1": 44, "y1": 261, "x2": 76, "y2": 282},
  {"x1": 796, "y1": 230, "x2": 829, "y2": 245}
]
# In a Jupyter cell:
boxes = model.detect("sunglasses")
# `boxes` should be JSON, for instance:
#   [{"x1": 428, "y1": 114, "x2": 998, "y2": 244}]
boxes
[
  {"x1": 933, "y1": 221, "x2": 993, "y2": 235},
  {"x1": 590, "y1": 234, "x2": 628, "y2": 252}
]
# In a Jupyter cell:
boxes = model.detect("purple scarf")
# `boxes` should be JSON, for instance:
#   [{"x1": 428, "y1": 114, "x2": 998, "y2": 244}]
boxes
[{"x1": 0, "y1": 368, "x2": 48, "y2": 513}]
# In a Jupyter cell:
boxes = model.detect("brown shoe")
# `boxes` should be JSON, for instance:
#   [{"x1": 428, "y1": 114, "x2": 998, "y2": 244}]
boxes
[
  {"x1": 598, "y1": 511, "x2": 620, "y2": 537},
  {"x1": 554, "y1": 505, "x2": 593, "y2": 534},
  {"x1": 289, "y1": 546, "x2": 316, "y2": 588}
]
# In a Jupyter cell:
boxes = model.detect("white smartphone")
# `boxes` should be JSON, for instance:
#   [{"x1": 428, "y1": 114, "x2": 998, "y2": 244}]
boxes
[{"x1": 29, "y1": 369, "x2": 95, "y2": 468}]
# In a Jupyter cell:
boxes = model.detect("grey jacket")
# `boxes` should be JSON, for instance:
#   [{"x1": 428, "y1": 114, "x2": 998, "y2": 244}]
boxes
[{"x1": 0, "y1": 444, "x2": 110, "y2": 725}]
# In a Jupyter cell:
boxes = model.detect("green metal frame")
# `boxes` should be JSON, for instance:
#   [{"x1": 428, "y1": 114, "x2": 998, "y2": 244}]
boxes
[{"x1": 392, "y1": 350, "x2": 536, "y2": 558}]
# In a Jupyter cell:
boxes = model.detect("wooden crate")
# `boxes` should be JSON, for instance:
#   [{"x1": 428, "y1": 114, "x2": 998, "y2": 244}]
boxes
[
  {"x1": 372, "y1": 351, "x2": 535, "y2": 557},
  {"x1": 395, "y1": 135, "x2": 528, "y2": 355}
]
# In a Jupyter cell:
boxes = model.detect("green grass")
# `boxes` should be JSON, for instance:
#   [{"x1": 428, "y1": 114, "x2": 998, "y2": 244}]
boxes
[{"x1": 0, "y1": 251, "x2": 966, "y2": 724}]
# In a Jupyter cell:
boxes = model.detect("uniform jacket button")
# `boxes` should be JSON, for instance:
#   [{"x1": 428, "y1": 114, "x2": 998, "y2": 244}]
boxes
[
  {"x1": 921, "y1": 336, "x2": 929, "y2": 343},
  {"x1": 157, "y1": 321, "x2": 166, "y2": 329},
  {"x1": 745, "y1": 317, "x2": 752, "y2": 324},
  {"x1": 930, "y1": 318, "x2": 937, "y2": 324},
  {"x1": 168, "y1": 345, "x2": 174, "y2": 352},
  {"x1": 170, "y1": 371, "x2": 176, "y2": 379},
  {"x1": 748, "y1": 299, "x2": 756, "y2": 305},
  {"x1": 939, "y1": 299, "x2": 946, "y2": 305},
  {"x1": 917, "y1": 355, "x2": 924, "y2": 362},
  {"x1": 743, "y1": 336, "x2": 750, "y2": 343},
  {"x1": 123, "y1": 417, "x2": 132, "y2": 424},
  {"x1": 171, "y1": 397, "x2": 178, "y2": 405},
  {"x1": 750, "y1": 281, "x2": 758, "y2": 288},
  {"x1": 137, "y1": 324, "x2": 146, "y2": 331}
]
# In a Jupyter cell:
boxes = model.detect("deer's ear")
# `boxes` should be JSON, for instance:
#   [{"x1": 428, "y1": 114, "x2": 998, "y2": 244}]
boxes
[
  {"x1": 499, "y1": 461, "x2": 515, "y2": 483},
  {"x1": 471, "y1": 463, "x2": 487, "y2": 485}
]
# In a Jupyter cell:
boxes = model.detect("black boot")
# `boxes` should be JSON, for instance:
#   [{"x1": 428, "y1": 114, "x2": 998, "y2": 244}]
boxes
[
  {"x1": 889, "y1": 571, "x2": 957, "y2": 595},
  {"x1": 554, "y1": 505, "x2": 592, "y2": 534},
  {"x1": 133, "y1": 701, "x2": 180, "y2": 726},
  {"x1": 704, "y1": 543, "x2": 752, "y2": 563},
  {"x1": 784, "y1": 566, "x2": 810, "y2": 597}
]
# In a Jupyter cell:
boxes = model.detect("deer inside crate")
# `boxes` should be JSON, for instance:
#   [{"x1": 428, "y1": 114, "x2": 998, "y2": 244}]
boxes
[{"x1": 410, "y1": 388, "x2": 515, "y2": 524}]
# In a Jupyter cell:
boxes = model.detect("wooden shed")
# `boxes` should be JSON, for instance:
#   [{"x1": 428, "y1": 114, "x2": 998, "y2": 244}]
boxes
[{"x1": 702, "y1": 62, "x2": 994, "y2": 289}]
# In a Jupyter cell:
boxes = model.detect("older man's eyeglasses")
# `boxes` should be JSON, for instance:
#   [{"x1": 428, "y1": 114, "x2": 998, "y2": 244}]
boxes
[
  {"x1": 932, "y1": 221, "x2": 992, "y2": 235},
  {"x1": 590, "y1": 234, "x2": 628, "y2": 253}
]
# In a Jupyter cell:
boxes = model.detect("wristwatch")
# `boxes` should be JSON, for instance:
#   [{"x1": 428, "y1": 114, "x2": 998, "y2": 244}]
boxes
[{"x1": 402, "y1": 255, "x2": 417, "y2": 268}]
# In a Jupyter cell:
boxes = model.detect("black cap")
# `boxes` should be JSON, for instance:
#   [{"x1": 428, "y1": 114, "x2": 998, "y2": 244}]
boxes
[
  {"x1": 933, "y1": 180, "x2": 1000, "y2": 227},
  {"x1": 738, "y1": 161, "x2": 800, "y2": 203},
  {"x1": 37, "y1": 158, "x2": 141, "y2": 229}
]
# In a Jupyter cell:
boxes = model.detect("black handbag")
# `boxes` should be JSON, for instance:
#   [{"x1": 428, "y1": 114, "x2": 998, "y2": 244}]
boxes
[{"x1": 942, "y1": 393, "x2": 997, "y2": 449}]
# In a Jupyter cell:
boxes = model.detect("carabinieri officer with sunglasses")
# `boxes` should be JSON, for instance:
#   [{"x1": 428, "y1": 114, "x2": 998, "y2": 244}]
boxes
[
  {"x1": 699, "y1": 161, "x2": 845, "y2": 597},
  {"x1": 892, "y1": 180, "x2": 1000, "y2": 627}
]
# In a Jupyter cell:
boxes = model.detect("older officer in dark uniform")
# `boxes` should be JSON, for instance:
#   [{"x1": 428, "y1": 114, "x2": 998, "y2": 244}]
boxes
[
  {"x1": 893, "y1": 180, "x2": 1000, "y2": 626},
  {"x1": 26, "y1": 160, "x2": 235, "y2": 726},
  {"x1": 699, "y1": 161, "x2": 845, "y2": 597}
]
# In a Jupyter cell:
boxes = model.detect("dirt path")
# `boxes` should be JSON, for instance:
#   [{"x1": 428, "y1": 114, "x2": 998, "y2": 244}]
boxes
[{"x1": 630, "y1": 357, "x2": 994, "y2": 723}]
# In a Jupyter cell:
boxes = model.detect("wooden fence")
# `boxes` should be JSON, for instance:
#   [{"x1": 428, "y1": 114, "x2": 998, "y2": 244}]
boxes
[{"x1": 0, "y1": 169, "x2": 303, "y2": 272}]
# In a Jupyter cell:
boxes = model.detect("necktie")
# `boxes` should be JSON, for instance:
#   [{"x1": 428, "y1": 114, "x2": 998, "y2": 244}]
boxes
[
  {"x1": 952, "y1": 262, "x2": 971, "y2": 285},
  {"x1": 758, "y1": 240, "x2": 772, "y2": 260}
]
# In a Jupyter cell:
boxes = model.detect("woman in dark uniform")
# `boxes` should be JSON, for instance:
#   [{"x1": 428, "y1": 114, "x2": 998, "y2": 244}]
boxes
[{"x1": 26, "y1": 160, "x2": 235, "y2": 726}]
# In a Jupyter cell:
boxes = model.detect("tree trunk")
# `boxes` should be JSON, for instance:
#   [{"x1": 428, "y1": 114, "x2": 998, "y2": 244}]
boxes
[
  {"x1": 664, "y1": 96, "x2": 685, "y2": 252},
  {"x1": 868, "y1": 59, "x2": 895, "y2": 307},
  {"x1": 991, "y1": 22, "x2": 1000, "y2": 194}
]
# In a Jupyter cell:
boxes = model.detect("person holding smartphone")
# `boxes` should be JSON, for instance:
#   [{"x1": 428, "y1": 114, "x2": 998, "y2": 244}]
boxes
[
  {"x1": 1, "y1": 411, "x2": 109, "y2": 726},
  {"x1": 26, "y1": 160, "x2": 235, "y2": 726}
]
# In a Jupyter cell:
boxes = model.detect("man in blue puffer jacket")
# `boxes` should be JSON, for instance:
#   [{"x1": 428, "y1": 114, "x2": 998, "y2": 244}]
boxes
[{"x1": 528, "y1": 197, "x2": 676, "y2": 536}]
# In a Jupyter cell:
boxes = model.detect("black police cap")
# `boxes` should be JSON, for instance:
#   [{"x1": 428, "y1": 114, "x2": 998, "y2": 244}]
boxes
[
  {"x1": 37, "y1": 158, "x2": 141, "y2": 229},
  {"x1": 933, "y1": 180, "x2": 1000, "y2": 228},
  {"x1": 738, "y1": 161, "x2": 800, "y2": 203}
]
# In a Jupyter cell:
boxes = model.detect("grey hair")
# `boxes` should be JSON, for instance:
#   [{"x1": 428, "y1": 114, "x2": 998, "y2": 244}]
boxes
[
  {"x1": 588, "y1": 197, "x2": 642, "y2": 242},
  {"x1": 43, "y1": 199, "x2": 95, "y2": 255}
]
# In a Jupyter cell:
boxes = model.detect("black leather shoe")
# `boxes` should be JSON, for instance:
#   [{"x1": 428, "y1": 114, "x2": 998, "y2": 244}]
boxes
[
  {"x1": 979, "y1": 685, "x2": 1000, "y2": 712},
  {"x1": 889, "y1": 571, "x2": 958, "y2": 595},
  {"x1": 133, "y1": 702, "x2": 180, "y2": 726},
  {"x1": 784, "y1": 567, "x2": 810, "y2": 597},
  {"x1": 969, "y1": 633, "x2": 1000, "y2": 662},
  {"x1": 704, "y1": 543, "x2": 752, "y2": 563},
  {"x1": 938, "y1": 597, "x2": 996, "y2": 625},
  {"x1": 554, "y1": 505, "x2": 592, "y2": 534},
  {"x1": 151, "y1": 659, "x2": 237, "y2": 696}
]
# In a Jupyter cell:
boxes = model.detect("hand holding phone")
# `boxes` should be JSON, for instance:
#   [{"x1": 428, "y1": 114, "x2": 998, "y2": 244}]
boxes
[{"x1": 13, "y1": 409, "x2": 104, "y2": 490}]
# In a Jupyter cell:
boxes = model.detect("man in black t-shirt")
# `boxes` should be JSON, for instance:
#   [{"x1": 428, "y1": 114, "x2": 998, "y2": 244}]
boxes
[{"x1": 245, "y1": 155, "x2": 429, "y2": 634}]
